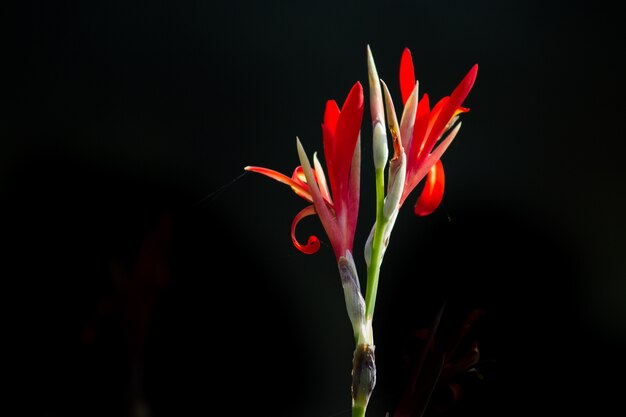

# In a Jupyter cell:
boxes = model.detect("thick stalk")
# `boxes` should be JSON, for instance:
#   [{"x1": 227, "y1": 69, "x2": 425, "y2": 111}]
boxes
[
  {"x1": 352, "y1": 404, "x2": 366, "y2": 417},
  {"x1": 364, "y1": 165, "x2": 387, "y2": 323},
  {"x1": 351, "y1": 164, "x2": 386, "y2": 417}
]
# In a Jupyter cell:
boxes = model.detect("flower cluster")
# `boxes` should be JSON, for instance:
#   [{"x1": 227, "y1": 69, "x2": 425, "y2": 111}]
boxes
[{"x1": 245, "y1": 45, "x2": 477, "y2": 417}]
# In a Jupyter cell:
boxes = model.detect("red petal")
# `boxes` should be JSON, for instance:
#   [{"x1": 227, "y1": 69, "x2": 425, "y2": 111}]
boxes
[
  {"x1": 323, "y1": 100, "x2": 340, "y2": 135},
  {"x1": 322, "y1": 100, "x2": 341, "y2": 198},
  {"x1": 332, "y1": 82, "x2": 364, "y2": 209},
  {"x1": 425, "y1": 64, "x2": 478, "y2": 153},
  {"x1": 399, "y1": 48, "x2": 416, "y2": 105},
  {"x1": 407, "y1": 93, "x2": 431, "y2": 164},
  {"x1": 416, "y1": 96, "x2": 448, "y2": 158},
  {"x1": 429, "y1": 96, "x2": 449, "y2": 126},
  {"x1": 291, "y1": 205, "x2": 321, "y2": 254},
  {"x1": 414, "y1": 160, "x2": 445, "y2": 216},
  {"x1": 334, "y1": 83, "x2": 364, "y2": 166},
  {"x1": 322, "y1": 124, "x2": 338, "y2": 209}
]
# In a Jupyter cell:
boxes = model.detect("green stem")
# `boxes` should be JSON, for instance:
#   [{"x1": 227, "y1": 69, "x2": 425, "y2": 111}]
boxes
[
  {"x1": 364, "y1": 166, "x2": 387, "y2": 323},
  {"x1": 352, "y1": 403, "x2": 367, "y2": 417}
]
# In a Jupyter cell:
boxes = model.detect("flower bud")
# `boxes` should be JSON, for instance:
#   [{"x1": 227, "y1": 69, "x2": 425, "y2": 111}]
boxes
[
  {"x1": 352, "y1": 343, "x2": 376, "y2": 410},
  {"x1": 338, "y1": 251, "x2": 365, "y2": 340},
  {"x1": 384, "y1": 151, "x2": 406, "y2": 219},
  {"x1": 372, "y1": 122, "x2": 388, "y2": 171}
]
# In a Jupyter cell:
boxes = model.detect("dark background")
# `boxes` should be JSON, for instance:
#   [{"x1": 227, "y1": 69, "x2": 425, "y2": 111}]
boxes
[{"x1": 5, "y1": 0, "x2": 625, "y2": 416}]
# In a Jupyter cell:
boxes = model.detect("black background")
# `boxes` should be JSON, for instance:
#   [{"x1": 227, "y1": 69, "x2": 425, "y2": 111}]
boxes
[{"x1": 5, "y1": 1, "x2": 625, "y2": 416}]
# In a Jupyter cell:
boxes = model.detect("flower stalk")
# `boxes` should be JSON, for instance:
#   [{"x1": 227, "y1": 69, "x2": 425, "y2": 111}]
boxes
[{"x1": 349, "y1": 44, "x2": 408, "y2": 417}]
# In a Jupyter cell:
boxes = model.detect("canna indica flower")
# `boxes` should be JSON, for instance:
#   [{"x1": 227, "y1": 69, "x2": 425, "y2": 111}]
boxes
[
  {"x1": 245, "y1": 82, "x2": 365, "y2": 260},
  {"x1": 382, "y1": 48, "x2": 478, "y2": 216}
]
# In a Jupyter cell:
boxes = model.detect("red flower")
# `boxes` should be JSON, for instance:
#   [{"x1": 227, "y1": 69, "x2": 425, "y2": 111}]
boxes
[
  {"x1": 397, "y1": 48, "x2": 478, "y2": 216},
  {"x1": 245, "y1": 82, "x2": 364, "y2": 259}
]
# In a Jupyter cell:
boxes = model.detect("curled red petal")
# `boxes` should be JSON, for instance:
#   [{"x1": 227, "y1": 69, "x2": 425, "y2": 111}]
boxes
[
  {"x1": 414, "y1": 160, "x2": 445, "y2": 216},
  {"x1": 245, "y1": 165, "x2": 313, "y2": 202},
  {"x1": 291, "y1": 205, "x2": 321, "y2": 254},
  {"x1": 292, "y1": 166, "x2": 307, "y2": 186},
  {"x1": 400, "y1": 48, "x2": 416, "y2": 105}
]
